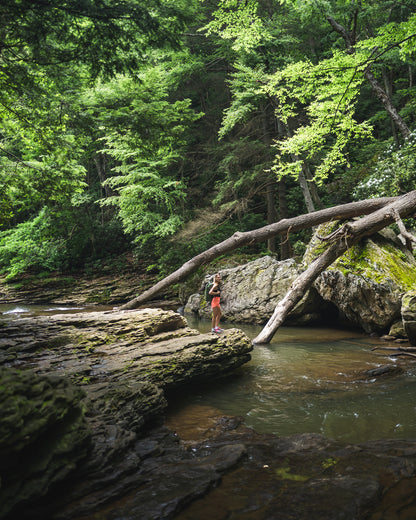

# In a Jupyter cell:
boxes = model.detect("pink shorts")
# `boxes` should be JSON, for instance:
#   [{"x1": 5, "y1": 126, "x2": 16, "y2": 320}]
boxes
[{"x1": 211, "y1": 297, "x2": 221, "y2": 309}]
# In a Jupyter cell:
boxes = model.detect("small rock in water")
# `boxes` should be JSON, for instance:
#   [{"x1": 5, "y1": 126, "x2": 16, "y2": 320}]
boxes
[{"x1": 364, "y1": 364, "x2": 403, "y2": 377}]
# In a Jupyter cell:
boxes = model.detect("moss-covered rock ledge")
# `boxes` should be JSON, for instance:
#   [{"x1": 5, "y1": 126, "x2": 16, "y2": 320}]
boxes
[{"x1": 0, "y1": 308, "x2": 252, "y2": 519}]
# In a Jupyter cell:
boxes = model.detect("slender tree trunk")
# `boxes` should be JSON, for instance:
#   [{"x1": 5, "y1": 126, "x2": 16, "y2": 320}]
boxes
[
  {"x1": 303, "y1": 164, "x2": 323, "y2": 209},
  {"x1": 298, "y1": 165, "x2": 316, "y2": 213},
  {"x1": 382, "y1": 68, "x2": 400, "y2": 146},
  {"x1": 277, "y1": 178, "x2": 292, "y2": 259},
  {"x1": 253, "y1": 191, "x2": 416, "y2": 344},
  {"x1": 262, "y1": 102, "x2": 279, "y2": 252},
  {"x1": 94, "y1": 153, "x2": 115, "y2": 198},
  {"x1": 119, "y1": 196, "x2": 399, "y2": 310},
  {"x1": 364, "y1": 67, "x2": 410, "y2": 139},
  {"x1": 266, "y1": 178, "x2": 278, "y2": 253},
  {"x1": 285, "y1": 123, "x2": 316, "y2": 213}
]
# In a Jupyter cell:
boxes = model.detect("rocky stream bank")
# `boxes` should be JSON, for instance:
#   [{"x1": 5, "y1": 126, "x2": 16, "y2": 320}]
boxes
[
  {"x1": 3, "y1": 225, "x2": 416, "y2": 520},
  {"x1": 0, "y1": 307, "x2": 253, "y2": 519},
  {"x1": 2, "y1": 304, "x2": 416, "y2": 520}
]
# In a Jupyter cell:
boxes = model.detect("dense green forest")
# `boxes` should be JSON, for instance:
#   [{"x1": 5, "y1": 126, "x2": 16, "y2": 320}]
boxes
[{"x1": 1, "y1": 0, "x2": 416, "y2": 281}]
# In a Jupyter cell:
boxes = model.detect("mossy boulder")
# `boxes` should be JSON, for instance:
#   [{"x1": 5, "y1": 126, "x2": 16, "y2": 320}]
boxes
[
  {"x1": 401, "y1": 290, "x2": 416, "y2": 345},
  {"x1": 309, "y1": 225, "x2": 416, "y2": 334}
]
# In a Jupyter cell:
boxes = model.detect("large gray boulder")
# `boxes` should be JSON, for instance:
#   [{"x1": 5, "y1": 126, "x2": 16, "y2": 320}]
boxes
[
  {"x1": 401, "y1": 290, "x2": 416, "y2": 345},
  {"x1": 185, "y1": 256, "x2": 327, "y2": 325},
  {"x1": 311, "y1": 227, "x2": 416, "y2": 334},
  {"x1": 186, "y1": 227, "x2": 416, "y2": 335}
]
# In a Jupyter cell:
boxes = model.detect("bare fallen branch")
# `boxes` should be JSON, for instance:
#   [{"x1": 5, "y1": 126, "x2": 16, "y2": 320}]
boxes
[
  {"x1": 388, "y1": 352, "x2": 416, "y2": 359},
  {"x1": 390, "y1": 207, "x2": 416, "y2": 250},
  {"x1": 371, "y1": 346, "x2": 416, "y2": 352},
  {"x1": 120, "y1": 196, "x2": 397, "y2": 311},
  {"x1": 253, "y1": 191, "x2": 416, "y2": 344}
]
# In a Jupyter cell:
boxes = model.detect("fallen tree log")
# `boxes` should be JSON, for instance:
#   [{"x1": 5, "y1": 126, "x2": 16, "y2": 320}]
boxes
[
  {"x1": 388, "y1": 352, "x2": 416, "y2": 359},
  {"x1": 120, "y1": 196, "x2": 396, "y2": 311},
  {"x1": 253, "y1": 191, "x2": 416, "y2": 343}
]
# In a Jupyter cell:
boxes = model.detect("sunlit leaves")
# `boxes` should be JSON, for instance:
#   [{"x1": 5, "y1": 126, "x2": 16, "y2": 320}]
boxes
[
  {"x1": 219, "y1": 65, "x2": 265, "y2": 138},
  {"x1": 202, "y1": 0, "x2": 269, "y2": 51},
  {"x1": 0, "y1": 208, "x2": 67, "y2": 278},
  {"x1": 207, "y1": 0, "x2": 416, "y2": 188},
  {"x1": 267, "y1": 50, "x2": 374, "y2": 181}
]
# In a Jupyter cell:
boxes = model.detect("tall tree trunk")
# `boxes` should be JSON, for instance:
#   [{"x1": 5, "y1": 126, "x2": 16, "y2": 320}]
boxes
[
  {"x1": 277, "y1": 178, "x2": 292, "y2": 259},
  {"x1": 266, "y1": 178, "x2": 278, "y2": 253},
  {"x1": 382, "y1": 68, "x2": 400, "y2": 147},
  {"x1": 262, "y1": 102, "x2": 279, "y2": 252},
  {"x1": 297, "y1": 165, "x2": 316, "y2": 213},
  {"x1": 364, "y1": 67, "x2": 410, "y2": 139},
  {"x1": 94, "y1": 152, "x2": 115, "y2": 198},
  {"x1": 303, "y1": 164, "x2": 323, "y2": 210},
  {"x1": 119, "y1": 196, "x2": 399, "y2": 310},
  {"x1": 285, "y1": 123, "x2": 316, "y2": 213}
]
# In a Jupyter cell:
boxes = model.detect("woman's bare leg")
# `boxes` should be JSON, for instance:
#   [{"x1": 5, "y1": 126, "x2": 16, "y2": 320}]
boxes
[{"x1": 213, "y1": 306, "x2": 221, "y2": 328}]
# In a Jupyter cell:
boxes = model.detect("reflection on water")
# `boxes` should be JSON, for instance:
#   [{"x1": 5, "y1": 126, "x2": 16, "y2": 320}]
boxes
[
  {"x1": 168, "y1": 317, "x2": 416, "y2": 443},
  {"x1": 0, "y1": 303, "x2": 111, "y2": 317}
]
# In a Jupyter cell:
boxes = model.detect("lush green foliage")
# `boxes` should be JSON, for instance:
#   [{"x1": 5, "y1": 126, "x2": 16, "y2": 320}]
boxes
[
  {"x1": 354, "y1": 132, "x2": 416, "y2": 199},
  {"x1": 1, "y1": 0, "x2": 416, "y2": 279},
  {"x1": 93, "y1": 56, "x2": 204, "y2": 243}
]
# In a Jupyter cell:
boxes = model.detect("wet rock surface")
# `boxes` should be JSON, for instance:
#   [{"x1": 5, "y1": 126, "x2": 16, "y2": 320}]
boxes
[
  {"x1": 166, "y1": 418, "x2": 416, "y2": 520},
  {"x1": 0, "y1": 308, "x2": 252, "y2": 519},
  {"x1": 3, "y1": 284, "x2": 416, "y2": 518}
]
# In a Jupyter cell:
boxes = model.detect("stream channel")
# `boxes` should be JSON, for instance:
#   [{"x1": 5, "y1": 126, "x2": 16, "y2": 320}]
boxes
[
  {"x1": 167, "y1": 317, "x2": 416, "y2": 445},
  {"x1": 2, "y1": 304, "x2": 416, "y2": 444}
]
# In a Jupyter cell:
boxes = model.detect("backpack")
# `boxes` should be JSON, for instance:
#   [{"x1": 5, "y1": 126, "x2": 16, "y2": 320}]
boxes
[{"x1": 204, "y1": 281, "x2": 214, "y2": 302}]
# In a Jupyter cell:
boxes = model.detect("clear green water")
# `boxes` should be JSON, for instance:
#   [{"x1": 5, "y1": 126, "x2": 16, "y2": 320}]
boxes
[{"x1": 169, "y1": 317, "x2": 416, "y2": 443}]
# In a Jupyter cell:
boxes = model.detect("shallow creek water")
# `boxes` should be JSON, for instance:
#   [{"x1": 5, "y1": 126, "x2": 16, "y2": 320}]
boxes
[
  {"x1": 167, "y1": 317, "x2": 416, "y2": 444},
  {"x1": 2, "y1": 304, "x2": 416, "y2": 444},
  {"x1": 4, "y1": 305, "x2": 416, "y2": 519}
]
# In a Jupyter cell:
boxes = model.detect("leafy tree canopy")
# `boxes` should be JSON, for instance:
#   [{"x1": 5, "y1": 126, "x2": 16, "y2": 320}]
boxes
[{"x1": 0, "y1": 0, "x2": 191, "y2": 78}]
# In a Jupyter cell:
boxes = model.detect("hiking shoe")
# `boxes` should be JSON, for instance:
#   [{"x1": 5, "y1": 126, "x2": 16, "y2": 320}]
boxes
[
  {"x1": 214, "y1": 327, "x2": 224, "y2": 333},
  {"x1": 211, "y1": 328, "x2": 216, "y2": 332}
]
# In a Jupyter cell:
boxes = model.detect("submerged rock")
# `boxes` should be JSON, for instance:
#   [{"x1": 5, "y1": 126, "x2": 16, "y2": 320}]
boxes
[{"x1": 82, "y1": 415, "x2": 416, "y2": 520}]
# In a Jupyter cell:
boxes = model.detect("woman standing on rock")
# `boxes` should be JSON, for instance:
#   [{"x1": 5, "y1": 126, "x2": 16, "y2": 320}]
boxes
[{"x1": 209, "y1": 273, "x2": 223, "y2": 333}]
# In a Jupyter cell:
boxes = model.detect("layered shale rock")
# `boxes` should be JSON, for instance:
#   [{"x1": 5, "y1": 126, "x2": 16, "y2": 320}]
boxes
[{"x1": 0, "y1": 308, "x2": 252, "y2": 519}]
